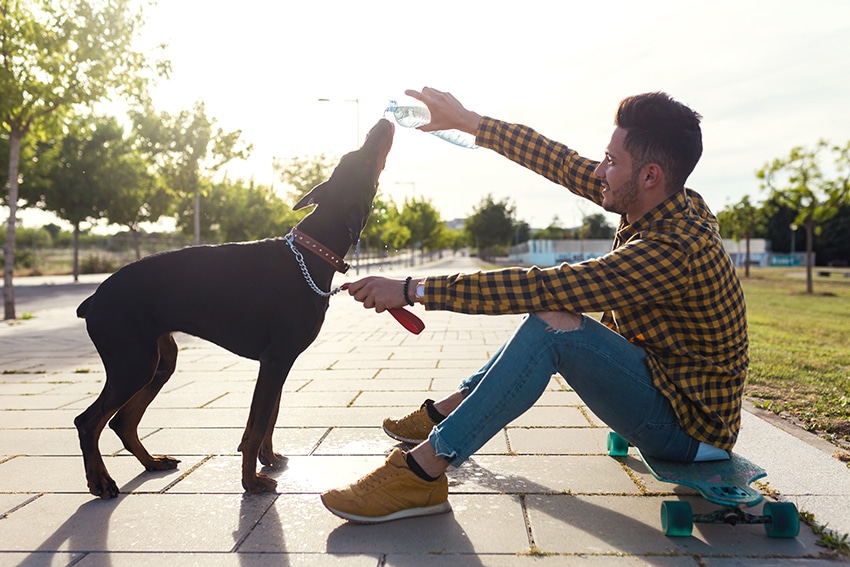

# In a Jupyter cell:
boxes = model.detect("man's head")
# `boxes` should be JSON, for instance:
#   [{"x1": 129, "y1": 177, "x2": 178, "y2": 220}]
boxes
[
  {"x1": 615, "y1": 92, "x2": 703, "y2": 193},
  {"x1": 595, "y1": 93, "x2": 702, "y2": 221}
]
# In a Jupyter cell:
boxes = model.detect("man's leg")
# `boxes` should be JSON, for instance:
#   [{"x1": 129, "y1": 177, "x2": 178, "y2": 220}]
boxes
[
  {"x1": 322, "y1": 312, "x2": 699, "y2": 522},
  {"x1": 322, "y1": 313, "x2": 574, "y2": 522},
  {"x1": 425, "y1": 312, "x2": 698, "y2": 467}
]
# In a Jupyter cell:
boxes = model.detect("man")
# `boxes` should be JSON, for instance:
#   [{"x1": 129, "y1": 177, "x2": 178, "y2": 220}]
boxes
[{"x1": 321, "y1": 87, "x2": 748, "y2": 524}]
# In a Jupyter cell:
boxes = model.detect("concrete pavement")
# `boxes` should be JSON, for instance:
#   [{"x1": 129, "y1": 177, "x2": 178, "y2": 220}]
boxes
[{"x1": 1, "y1": 256, "x2": 848, "y2": 566}]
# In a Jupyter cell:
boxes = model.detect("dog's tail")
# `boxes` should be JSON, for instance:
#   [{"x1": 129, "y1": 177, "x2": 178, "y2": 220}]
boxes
[{"x1": 76, "y1": 296, "x2": 94, "y2": 319}]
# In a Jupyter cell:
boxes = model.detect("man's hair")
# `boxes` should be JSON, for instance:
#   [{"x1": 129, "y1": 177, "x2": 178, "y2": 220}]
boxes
[{"x1": 615, "y1": 92, "x2": 703, "y2": 194}]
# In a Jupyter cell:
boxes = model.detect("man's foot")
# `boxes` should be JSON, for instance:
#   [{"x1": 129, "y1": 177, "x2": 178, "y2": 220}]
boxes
[
  {"x1": 382, "y1": 399, "x2": 443, "y2": 444},
  {"x1": 321, "y1": 448, "x2": 451, "y2": 524}
]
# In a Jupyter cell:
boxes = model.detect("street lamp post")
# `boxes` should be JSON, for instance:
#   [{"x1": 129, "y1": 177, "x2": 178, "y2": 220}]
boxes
[{"x1": 318, "y1": 97, "x2": 362, "y2": 272}]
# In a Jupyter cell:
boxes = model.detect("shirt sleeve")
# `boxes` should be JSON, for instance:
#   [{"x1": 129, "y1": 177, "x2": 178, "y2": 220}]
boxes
[
  {"x1": 424, "y1": 237, "x2": 692, "y2": 315},
  {"x1": 475, "y1": 116, "x2": 605, "y2": 205}
]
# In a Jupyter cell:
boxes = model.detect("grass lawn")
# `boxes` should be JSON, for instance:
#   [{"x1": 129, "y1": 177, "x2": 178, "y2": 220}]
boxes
[{"x1": 741, "y1": 267, "x2": 850, "y2": 447}]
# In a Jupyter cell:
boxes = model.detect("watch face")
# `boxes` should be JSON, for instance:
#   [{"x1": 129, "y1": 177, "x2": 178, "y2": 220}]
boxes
[{"x1": 416, "y1": 283, "x2": 425, "y2": 298}]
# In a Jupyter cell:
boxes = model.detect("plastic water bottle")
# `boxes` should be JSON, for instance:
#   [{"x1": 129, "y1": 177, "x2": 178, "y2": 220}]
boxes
[{"x1": 385, "y1": 100, "x2": 478, "y2": 149}]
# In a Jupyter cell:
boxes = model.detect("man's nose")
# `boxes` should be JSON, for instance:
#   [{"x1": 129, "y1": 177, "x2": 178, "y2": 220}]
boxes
[{"x1": 593, "y1": 162, "x2": 605, "y2": 178}]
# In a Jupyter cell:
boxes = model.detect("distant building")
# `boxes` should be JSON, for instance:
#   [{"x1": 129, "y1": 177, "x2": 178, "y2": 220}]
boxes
[{"x1": 508, "y1": 238, "x2": 810, "y2": 267}]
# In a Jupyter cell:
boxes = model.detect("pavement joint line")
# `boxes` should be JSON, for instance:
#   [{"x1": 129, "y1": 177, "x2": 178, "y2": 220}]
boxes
[{"x1": 157, "y1": 454, "x2": 214, "y2": 494}]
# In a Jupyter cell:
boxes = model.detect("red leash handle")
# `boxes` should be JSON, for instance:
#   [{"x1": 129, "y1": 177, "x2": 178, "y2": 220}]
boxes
[{"x1": 340, "y1": 283, "x2": 425, "y2": 335}]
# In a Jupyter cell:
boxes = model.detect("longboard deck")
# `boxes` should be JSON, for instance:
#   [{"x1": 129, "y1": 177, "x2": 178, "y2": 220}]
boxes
[
  {"x1": 637, "y1": 448, "x2": 766, "y2": 507},
  {"x1": 607, "y1": 432, "x2": 799, "y2": 537}
]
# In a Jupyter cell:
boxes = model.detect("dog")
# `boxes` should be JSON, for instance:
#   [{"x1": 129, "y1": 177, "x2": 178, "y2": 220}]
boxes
[{"x1": 74, "y1": 118, "x2": 394, "y2": 498}]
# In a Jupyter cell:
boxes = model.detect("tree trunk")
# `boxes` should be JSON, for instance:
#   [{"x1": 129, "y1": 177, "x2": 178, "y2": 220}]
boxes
[
  {"x1": 3, "y1": 132, "x2": 22, "y2": 320},
  {"x1": 131, "y1": 227, "x2": 141, "y2": 260},
  {"x1": 73, "y1": 223, "x2": 80, "y2": 283},
  {"x1": 805, "y1": 220, "x2": 814, "y2": 294}
]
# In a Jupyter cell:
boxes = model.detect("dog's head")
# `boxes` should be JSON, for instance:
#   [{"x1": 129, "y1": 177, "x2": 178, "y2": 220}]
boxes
[{"x1": 294, "y1": 118, "x2": 394, "y2": 245}]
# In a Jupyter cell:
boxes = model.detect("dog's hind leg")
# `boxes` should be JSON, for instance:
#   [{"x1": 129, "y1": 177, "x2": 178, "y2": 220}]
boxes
[
  {"x1": 108, "y1": 334, "x2": 181, "y2": 472},
  {"x1": 258, "y1": 390, "x2": 285, "y2": 468},
  {"x1": 75, "y1": 339, "x2": 161, "y2": 498}
]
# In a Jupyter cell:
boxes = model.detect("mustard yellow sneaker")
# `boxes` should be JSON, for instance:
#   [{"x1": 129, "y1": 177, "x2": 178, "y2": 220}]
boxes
[
  {"x1": 321, "y1": 448, "x2": 450, "y2": 523},
  {"x1": 382, "y1": 399, "x2": 439, "y2": 444}
]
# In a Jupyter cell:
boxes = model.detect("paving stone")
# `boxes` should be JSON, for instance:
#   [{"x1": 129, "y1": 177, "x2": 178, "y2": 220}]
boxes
[
  {"x1": 241, "y1": 493, "x2": 529, "y2": 555},
  {"x1": 0, "y1": 427, "x2": 139, "y2": 456},
  {"x1": 0, "y1": 493, "x2": 277, "y2": 552},
  {"x1": 134, "y1": 426, "x2": 327, "y2": 457},
  {"x1": 74, "y1": 552, "x2": 380, "y2": 566},
  {"x1": 450, "y1": 455, "x2": 639, "y2": 495},
  {"x1": 506, "y1": 426, "x2": 611, "y2": 455},
  {"x1": 526, "y1": 494, "x2": 822, "y2": 557},
  {"x1": 0, "y1": 455, "x2": 205, "y2": 494},
  {"x1": 167, "y1": 455, "x2": 385, "y2": 494}
]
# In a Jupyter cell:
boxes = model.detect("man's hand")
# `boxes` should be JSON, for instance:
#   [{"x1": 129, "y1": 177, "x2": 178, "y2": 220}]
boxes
[
  {"x1": 405, "y1": 87, "x2": 482, "y2": 135},
  {"x1": 347, "y1": 276, "x2": 421, "y2": 313}
]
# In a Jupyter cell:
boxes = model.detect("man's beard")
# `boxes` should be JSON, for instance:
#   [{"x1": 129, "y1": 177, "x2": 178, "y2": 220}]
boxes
[{"x1": 602, "y1": 173, "x2": 641, "y2": 216}]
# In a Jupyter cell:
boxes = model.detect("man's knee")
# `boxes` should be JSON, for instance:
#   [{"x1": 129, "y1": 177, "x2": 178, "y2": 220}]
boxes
[{"x1": 535, "y1": 311, "x2": 582, "y2": 331}]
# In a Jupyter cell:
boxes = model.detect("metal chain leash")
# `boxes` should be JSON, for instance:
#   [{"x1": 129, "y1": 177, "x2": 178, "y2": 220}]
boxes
[{"x1": 284, "y1": 230, "x2": 346, "y2": 298}]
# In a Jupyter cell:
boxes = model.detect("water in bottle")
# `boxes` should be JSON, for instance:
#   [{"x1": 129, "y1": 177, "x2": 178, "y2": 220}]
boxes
[{"x1": 385, "y1": 100, "x2": 477, "y2": 149}]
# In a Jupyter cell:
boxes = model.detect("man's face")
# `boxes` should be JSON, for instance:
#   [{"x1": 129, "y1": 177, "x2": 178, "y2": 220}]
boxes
[{"x1": 594, "y1": 127, "x2": 641, "y2": 217}]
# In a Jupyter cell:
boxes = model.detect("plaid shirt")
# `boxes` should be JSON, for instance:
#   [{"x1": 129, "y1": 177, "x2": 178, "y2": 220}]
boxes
[{"x1": 423, "y1": 117, "x2": 748, "y2": 450}]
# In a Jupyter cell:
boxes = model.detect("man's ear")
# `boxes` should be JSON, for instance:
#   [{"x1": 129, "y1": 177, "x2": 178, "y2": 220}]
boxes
[
  {"x1": 641, "y1": 163, "x2": 665, "y2": 191},
  {"x1": 293, "y1": 181, "x2": 330, "y2": 210}
]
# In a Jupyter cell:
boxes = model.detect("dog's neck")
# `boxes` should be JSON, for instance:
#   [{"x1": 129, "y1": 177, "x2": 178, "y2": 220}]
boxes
[
  {"x1": 289, "y1": 228, "x2": 349, "y2": 273},
  {"x1": 293, "y1": 215, "x2": 356, "y2": 273}
]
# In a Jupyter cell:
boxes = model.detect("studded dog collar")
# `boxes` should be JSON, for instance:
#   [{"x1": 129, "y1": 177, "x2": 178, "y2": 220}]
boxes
[{"x1": 289, "y1": 228, "x2": 350, "y2": 274}]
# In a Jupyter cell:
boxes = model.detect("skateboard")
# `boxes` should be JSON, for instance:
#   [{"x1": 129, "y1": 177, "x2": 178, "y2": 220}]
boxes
[{"x1": 607, "y1": 432, "x2": 799, "y2": 538}]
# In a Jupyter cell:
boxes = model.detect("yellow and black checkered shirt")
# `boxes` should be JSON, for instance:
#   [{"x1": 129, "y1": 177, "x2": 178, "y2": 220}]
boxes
[{"x1": 423, "y1": 117, "x2": 748, "y2": 450}]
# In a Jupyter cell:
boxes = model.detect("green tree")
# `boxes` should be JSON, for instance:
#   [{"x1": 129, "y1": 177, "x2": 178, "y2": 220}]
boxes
[
  {"x1": 717, "y1": 195, "x2": 767, "y2": 278},
  {"x1": 443, "y1": 226, "x2": 469, "y2": 253},
  {"x1": 185, "y1": 178, "x2": 298, "y2": 243},
  {"x1": 465, "y1": 194, "x2": 515, "y2": 259},
  {"x1": 577, "y1": 212, "x2": 615, "y2": 240},
  {"x1": 68, "y1": 115, "x2": 167, "y2": 261},
  {"x1": 398, "y1": 197, "x2": 443, "y2": 263},
  {"x1": 359, "y1": 193, "x2": 397, "y2": 252},
  {"x1": 373, "y1": 197, "x2": 410, "y2": 252},
  {"x1": 132, "y1": 100, "x2": 251, "y2": 245},
  {"x1": 1, "y1": 0, "x2": 165, "y2": 319},
  {"x1": 273, "y1": 153, "x2": 337, "y2": 206},
  {"x1": 758, "y1": 140, "x2": 850, "y2": 293},
  {"x1": 36, "y1": 116, "x2": 146, "y2": 280},
  {"x1": 532, "y1": 216, "x2": 570, "y2": 240}
]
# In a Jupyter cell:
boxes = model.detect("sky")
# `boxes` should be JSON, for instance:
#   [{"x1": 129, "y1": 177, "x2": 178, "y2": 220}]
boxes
[{"x1": 13, "y1": 0, "x2": 850, "y2": 232}]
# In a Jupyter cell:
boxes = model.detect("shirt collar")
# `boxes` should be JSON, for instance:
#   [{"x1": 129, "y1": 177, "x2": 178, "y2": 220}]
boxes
[{"x1": 616, "y1": 190, "x2": 692, "y2": 241}]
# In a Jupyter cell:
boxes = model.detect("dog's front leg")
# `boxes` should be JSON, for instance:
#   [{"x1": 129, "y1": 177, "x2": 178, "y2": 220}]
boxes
[{"x1": 239, "y1": 357, "x2": 292, "y2": 494}]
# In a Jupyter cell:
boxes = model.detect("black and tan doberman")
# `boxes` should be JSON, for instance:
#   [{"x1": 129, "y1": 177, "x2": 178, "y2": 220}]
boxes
[{"x1": 74, "y1": 119, "x2": 394, "y2": 498}]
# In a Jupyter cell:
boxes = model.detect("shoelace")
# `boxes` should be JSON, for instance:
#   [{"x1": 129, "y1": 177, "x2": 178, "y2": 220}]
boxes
[{"x1": 354, "y1": 462, "x2": 403, "y2": 490}]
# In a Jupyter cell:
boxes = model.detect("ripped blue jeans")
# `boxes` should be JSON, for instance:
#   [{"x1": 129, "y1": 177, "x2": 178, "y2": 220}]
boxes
[{"x1": 428, "y1": 313, "x2": 700, "y2": 466}]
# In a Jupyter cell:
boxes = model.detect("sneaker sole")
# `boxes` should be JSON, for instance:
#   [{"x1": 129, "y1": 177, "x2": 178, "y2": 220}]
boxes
[
  {"x1": 322, "y1": 500, "x2": 452, "y2": 524},
  {"x1": 382, "y1": 425, "x2": 428, "y2": 445}
]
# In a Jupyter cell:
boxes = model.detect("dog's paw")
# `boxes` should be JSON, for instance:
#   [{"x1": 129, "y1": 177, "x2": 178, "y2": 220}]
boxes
[
  {"x1": 144, "y1": 455, "x2": 181, "y2": 471},
  {"x1": 258, "y1": 449, "x2": 287, "y2": 468},
  {"x1": 242, "y1": 473, "x2": 278, "y2": 494},
  {"x1": 89, "y1": 476, "x2": 120, "y2": 499}
]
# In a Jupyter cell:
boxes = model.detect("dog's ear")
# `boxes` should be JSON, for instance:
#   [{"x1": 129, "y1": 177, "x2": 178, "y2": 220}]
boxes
[{"x1": 293, "y1": 181, "x2": 329, "y2": 211}]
